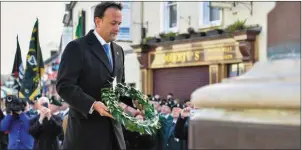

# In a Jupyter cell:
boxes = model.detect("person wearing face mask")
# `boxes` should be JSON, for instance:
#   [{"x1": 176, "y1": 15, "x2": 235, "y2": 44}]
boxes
[{"x1": 29, "y1": 97, "x2": 63, "y2": 150}]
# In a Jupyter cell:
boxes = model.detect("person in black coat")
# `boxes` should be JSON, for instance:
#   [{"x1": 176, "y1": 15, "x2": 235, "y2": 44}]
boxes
[
  {"x1": 120, "y1": 96, "x2": 159, "y2": 150},
  {"x1": 29, "y1": 97, "x2": 63, "y2": 150},
  {"x1": 0, "y1": 103, "x2": 8, "y2": 150},
  {"x1": 174, "y1": 107, "x2": 191, "y2": 150}
]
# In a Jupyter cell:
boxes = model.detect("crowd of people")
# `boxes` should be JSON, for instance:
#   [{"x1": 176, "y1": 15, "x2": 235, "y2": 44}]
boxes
[
  {"x1": 0, "y1": 95, "x2": 69, "y2": 150},
  {"x1": 0, "y1": 92, "x2": 193, "y2": 150},
  {"x1": 125, "y1": 93, "x2": 193, "y2": 150}
]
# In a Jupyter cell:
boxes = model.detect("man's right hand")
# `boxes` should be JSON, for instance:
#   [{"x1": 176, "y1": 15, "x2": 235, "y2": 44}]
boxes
[
  {"x1": 93, "y1": 101, "x2": 114, "y2": 119},
  {"x1": 181, "y1": 107, "x2": 191, "y2": 119}
]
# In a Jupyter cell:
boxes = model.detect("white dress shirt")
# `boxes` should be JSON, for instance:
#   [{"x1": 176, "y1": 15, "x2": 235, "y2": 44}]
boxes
[{"x1": 89, "y1": 30, "x2": 113, "y2": 114}]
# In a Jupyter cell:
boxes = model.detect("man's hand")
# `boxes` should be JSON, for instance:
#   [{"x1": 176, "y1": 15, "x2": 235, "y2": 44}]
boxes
[
  {"x1": 39, "y1": 107, "x2": 48, "y2": 122},
  {"x1": 134, "y1": 100, "x2": 144, "y2": 111},
  {"x1": 93, "y1": 101, "x2": 114, "y2": 119},
  {"x1": 181, "y1": 107, "x2": 191, "y2": 119},
  {"x1": 135, "y1": 114, "x2": 144, "y2": 121},
  {"x1": 45, "y1": 109, "x2": 51, "y2": 120}
]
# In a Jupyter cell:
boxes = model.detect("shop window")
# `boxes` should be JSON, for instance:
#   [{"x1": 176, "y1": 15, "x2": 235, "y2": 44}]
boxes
[
  {"x1": 199, "y1": 2, "x2": 222, "y2": 28},
  {"x1": 227, "y1": 63, "x2": 245, "y2": 78},
  {"x1": 162, "y1": 1, "x2": 178, "y2": 32}
]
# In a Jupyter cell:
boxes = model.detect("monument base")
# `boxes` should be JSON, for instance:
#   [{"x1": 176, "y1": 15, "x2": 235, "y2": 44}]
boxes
[{"x1": 189, "y1": 119, "x2": 300, "y2": 149}]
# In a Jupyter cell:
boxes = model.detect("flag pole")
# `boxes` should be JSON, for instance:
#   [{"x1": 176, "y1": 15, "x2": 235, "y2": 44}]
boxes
[
  {"x1": 15, "y1": 35, "x2": 20, "y2": 98},
  {"x1": 16, "y1": 35, "x2": 19, "y2": 98},
  {"x1": 37, "y1": 18, "x2": 43, "y2": 98}
]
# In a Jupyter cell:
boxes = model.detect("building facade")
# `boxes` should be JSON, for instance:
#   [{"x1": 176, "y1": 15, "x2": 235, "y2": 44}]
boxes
[{"x1": 132, "y1": 2, "x2": 277, "y2": 102}]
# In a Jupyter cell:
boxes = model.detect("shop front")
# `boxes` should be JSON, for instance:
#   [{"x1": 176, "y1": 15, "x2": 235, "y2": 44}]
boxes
[{"x1": 133, "y1": 29, "x2": 260, "y2": 103}]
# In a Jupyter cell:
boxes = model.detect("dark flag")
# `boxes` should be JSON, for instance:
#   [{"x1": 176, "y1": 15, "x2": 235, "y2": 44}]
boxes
[
  {"x1": 11, "y1": 35, "x2": 24, "y2": 91},
  {"x1": 19, "y1": 19, "x2": 45, "y2": 101}
]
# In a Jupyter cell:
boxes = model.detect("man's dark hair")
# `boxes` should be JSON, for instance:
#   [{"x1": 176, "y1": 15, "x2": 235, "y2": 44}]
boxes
[
  {"x1": 168, "y1": 93, "x2": 173, "y2": 96},
  {"x1": 94, "y1": 2, "x2": 123, "y2": 19}
]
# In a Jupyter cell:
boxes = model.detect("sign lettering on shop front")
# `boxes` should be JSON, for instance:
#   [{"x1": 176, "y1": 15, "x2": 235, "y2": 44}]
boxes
[{"x1": 163, "y1": 46, "x2": 236, "y2": 64}]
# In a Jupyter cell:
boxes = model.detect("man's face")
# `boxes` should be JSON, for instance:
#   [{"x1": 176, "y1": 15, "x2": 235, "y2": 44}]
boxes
[
  {"x1": 95, "y1": 7, "x2": 122, "y2": 42},
  {"x1": 50, "y1": 104, "x2": 59, "y2": 114},
  {"x1": 161, "y1": 105, "x2": 171, "y2": 115},
  {"x1": 60, "y1": 102, "x2": 69, "y2": 111},
  {"x1": 186, "y1": 101, "x2": 193, "y2": 108},
  {"x1": 172, "y1": 107, "x2": 182, "y2": 118}
]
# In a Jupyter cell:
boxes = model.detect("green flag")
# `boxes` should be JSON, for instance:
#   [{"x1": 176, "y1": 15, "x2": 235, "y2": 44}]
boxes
[
  {"x1": 75, "y1": 12, "x2": 83, "y2": 39},
  {"x1": 20, "y1": 19, "x2": 45, "y2": 101}
]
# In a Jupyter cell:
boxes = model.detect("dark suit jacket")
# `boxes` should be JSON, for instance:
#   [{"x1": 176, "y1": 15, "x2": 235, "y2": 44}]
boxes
[
  {"x1": 29, "y1": 114, "x2": 63, "y2": 150},
  {"x1": 174, "y1": 116, "x2": 189, "y2": 150},
  {"x1": 56, "y1": 30, "x2": 126, "y2": 150}
]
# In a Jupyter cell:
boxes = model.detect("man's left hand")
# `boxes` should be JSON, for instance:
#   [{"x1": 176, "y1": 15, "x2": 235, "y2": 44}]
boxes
[{"x1": 45, "y1": 108, "x2": 51, "y2": 120}]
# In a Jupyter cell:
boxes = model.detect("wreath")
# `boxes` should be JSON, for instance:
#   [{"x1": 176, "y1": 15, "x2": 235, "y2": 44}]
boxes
[{"x1": 101, "y1": 83, "x2": 161, "y2": 135}]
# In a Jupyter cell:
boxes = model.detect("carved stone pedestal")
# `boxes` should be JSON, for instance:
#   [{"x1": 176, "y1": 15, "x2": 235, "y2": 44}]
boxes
[{"x1": 189, "y1": 58, "x2": 300, "y2": 149}]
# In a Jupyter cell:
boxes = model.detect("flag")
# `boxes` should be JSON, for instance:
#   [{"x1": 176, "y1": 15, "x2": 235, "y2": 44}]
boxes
[
  {"x1": 11, "y1": 35, "x2": 24, "y2": 91},
  {"x1": 19, "y1": 19, "x2": 45, "y2": 101},
  {"x1": 75, "y1": 11, "x2": 83, "y2": 39}
]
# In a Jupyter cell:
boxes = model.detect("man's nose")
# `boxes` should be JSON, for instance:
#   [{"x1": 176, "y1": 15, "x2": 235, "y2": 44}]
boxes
[{"x1": 113, "y1": 25, "x2": 119, "y2": 32}]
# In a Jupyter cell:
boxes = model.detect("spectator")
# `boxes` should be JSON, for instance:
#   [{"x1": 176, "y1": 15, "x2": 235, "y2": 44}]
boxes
[
  {"x1": 59, "y1": 101, "x2": 69, "y2": 120},
  {"x1": 0, "y1": 100, "x2": 8, "y2": 150},
  {"x1": 174, "y1": 107, "x2": 191, "y2": 150},
  {"x1": 165, "y1": 107, "x2": 183, "y2": 150},
  {"x1": 160, "y1": 105, "x2": 172, "y2": 119},
  {"x1": 29, "y1": 97, "x2": 63, "y2": 150},
  {"x1": 0, "y1": 96, "x2": 34, "y2": 149},
  {"x1": 183, "y1": 100, "x2": 193, "y2": 108},
  {"x1": 154, "y1": 94, "x2": 161, "y2": 102},
  {"x1": 119, "y1": 96, "x2": 157, "y2": 150},
  {"x1": 167, "y1": 93, "x2": 174, "y2": 100}
]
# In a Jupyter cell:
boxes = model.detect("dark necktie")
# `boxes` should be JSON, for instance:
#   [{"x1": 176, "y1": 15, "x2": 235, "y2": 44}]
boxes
[{"x1": 103, "y1": 44, "x2": 113, "y2": 71}]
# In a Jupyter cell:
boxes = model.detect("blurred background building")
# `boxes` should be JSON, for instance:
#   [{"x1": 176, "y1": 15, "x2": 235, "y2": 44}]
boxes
[
  {"x1": 34, "y1": 1, "x2": 302, "y2": 102},
  {"x1": 2, "y1": 2, "x2": 299, "y2": 103}
]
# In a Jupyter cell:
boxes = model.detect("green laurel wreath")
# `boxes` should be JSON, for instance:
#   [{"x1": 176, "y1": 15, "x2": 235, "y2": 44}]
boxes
[{"x1": 101, "y1": 83, "x2": 161, "y2": 135}]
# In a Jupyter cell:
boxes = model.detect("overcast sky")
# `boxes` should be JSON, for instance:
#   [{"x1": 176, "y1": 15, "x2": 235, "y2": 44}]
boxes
[{"x1": 1, "y1": 2, "x2": 66, "y2": 75}]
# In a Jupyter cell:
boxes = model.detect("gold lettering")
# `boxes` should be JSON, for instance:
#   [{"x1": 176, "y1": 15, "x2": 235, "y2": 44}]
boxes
[
  {"x1": 181, "y1": 52, "x2": 186, "y2": 62},
  {"x1": 177, "y1": 53, "x2": 183, "y2": 62},
  {"x1": 172, "y1": 54, "x2": 177, "y2": 63},
  {"x1": 224, "y1": 54, "x2": 233, "y2": 60},
  {"x1": 164, "y1": 55, "x2": 170, "y2": 63},
  {"x1": 194, "y1": 51, "x2": 200, "y2": 60},
  {"x1": 186, "y1": 52, "x2": 193, "y2": 61}
]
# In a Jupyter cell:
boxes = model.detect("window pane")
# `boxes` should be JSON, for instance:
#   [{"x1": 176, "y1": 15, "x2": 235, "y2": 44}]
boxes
[
  {"x1": 169, "y1": 4, "x2": 177, "y2": 28},
  {"x1": 210, "y1": 7, "x2": 220, "y2": 21},
  {"x1": 228, "y1": 64, "x2": 238, "y2": 77},
  {"x1": 238, "y1": 63, "x2": 245, "y2": 75}
]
